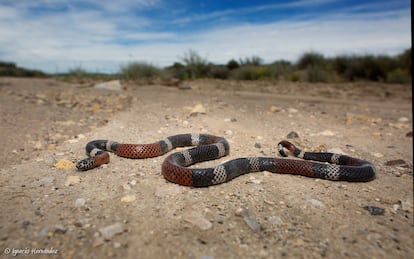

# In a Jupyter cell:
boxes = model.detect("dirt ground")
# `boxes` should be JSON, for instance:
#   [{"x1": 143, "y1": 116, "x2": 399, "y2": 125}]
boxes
[{"x1": 0, "y1": 77, "x2": 412, "y2": 259}]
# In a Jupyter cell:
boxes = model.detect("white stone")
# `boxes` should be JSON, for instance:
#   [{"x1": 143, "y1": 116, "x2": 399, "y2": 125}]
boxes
[
  {"x1": 304, "y1": 197, "x2": 325, "y2": 207},
  {"x1": 184, "y1": 211, "x2": 212, "y2": 230},
  {"x1": 94, "y1": 80, "x2": 123, "y2": 91}
]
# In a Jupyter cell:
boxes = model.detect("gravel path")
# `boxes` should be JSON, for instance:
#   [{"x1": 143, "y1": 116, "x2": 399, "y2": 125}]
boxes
[{"x1": 0, "y1": 78, "x2": 412, "y2": 258}]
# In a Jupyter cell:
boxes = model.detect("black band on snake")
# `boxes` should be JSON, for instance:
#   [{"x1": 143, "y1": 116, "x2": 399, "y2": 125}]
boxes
[{"x1": 76, "y1": 133, "x2": 376, "y2": 187}]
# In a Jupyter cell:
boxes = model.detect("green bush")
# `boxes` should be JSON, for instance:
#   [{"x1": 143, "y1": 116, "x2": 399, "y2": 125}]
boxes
[
  {"x1": 269, "y1": 60, "x2": 293, "y2": 80},
  {"x1": 239, "y1": 56, "x2": 263, "y2": 66},
  {"x1": 68, "y1": 66, "x2": 88, "y2": 78},
  {"x1": 120, "y1": 62, "x2": 161, "y2": 80},
  {"x1": 303, "y1": 65, "x2": 331, "y2": 82},
  {"x1": 297, "y1": 52, "x2": 326, "y2": 70},
  {"x1": 208, "y1": 65, "x2": 230, "y2": 79},
  {"x1": 0, "y1": 61, "x2": 17, "y2": 68},
  {"x1": 288, "y1": 72, "x2": 300, "y2": 82},
  {"x1": 226, "y1": 59, "x2": 239, "y2": 70},
  {"x1": 230, "y1": 66, "x2": 271, "y2": 80},
  {"x1": 180, "y1": 49, "x2": 210, "y2": 79},
  {"x1": 254, "y1": 66, "x2": 271, "y2": 79},
  {"x1": 331, "y1": 52, "x2": 412, "y2": 82},
  {"x1": 396, "y1": 48, "x2": 411, "y2": 75},
  {"x1": 166, "y1": 62, "x2": 187, "y2": 80},
  {"x1": 230, "y1": 66, "x2": 255, "y2": 80},
  {"x1": 0, "y1": 60, "x2": 46, "y2": 77},
  {"x1": 386, "y1": 68, "x2": 412, "y2": 84}
]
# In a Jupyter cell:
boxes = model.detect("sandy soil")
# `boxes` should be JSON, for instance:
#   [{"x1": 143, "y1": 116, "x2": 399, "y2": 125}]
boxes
[{"x1": 0, "y1": 77, "x2": 412, "y2": 259}]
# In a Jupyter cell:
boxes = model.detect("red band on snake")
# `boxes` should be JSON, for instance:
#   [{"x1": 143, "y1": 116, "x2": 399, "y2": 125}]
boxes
[{"x1": 76, "y1": 133, "x2": 375, "y2": 187}]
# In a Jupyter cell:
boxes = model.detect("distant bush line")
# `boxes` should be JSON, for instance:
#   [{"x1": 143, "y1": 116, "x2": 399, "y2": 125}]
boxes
[
  {"x1": 1, "y1": 48, "x2": 411, "y2": 84},
  {"x1": 119, "y1": 48, "x2": 411, "y2": 84},
  {"x1": 0, "y1": 61, "x2": 46, "y2": 77}
]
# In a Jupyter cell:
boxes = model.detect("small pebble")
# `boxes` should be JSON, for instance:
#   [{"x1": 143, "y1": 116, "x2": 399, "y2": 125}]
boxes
[
  {"x1": 189, "y1": 103, "x2": 206, "y2": 116},
  {"x1": 120, "y1": 195, "x2": 136, "y2": 203},
  {"x1": 235, "y1": 207, "x2": 261, "y2": 232},
  {"x1": 36, "y1": 227, "x2": 49, "y2": 239},
  {"x1": 122, "y1": 183, "x2": 131, "y2": 190},
  {"x1": 65, "y1": 175, "x2": 81, "y2": 186},
  {"x1": 55, "y1": 159, "x2": 75, "y2": 170},
  {"x1": 99, "y1": 223, "x2": 124, "y2": 240},
  {"x1": 21, "y1": 220, "x2": 31, "y2": 229},
  {"x1": 304, "y1": 197, "x2": 324, "y2": 207},
  {"x1": 286, "y1": 131, "x2": 299, "y2": 139},
  {"x1": 392, "y1": 204, "x2": 400, "y2": 214},
  {"x1": 373, "y1": 152, "x2": 384, "y2": 158},
  {"x1": 372, "y1": 132, "x2": 382, "y2": 137},
  {"x1": 224, "y1": 118, "x2": 237, "y2": 122},
  {"x1": 184, "y1": 211, "x2": 212, "y2": 230},
  {"x1": 398, "y1": 117, "x2": 409, "y2": 122},
  {"x1": 385, "y1": 159, "x2": 409, "y2": 168},
  {"x1": 66, "y1": 138, "x2": 79, "y2": 144},
  {"x1": 92, "y1": 236, "x2": 105, "y2": 248},
  {"x1": 288, "y1": 108, "x2": 298, "y2": 113},
  {"x1": 247, "y1": 176, "x2": 262, "y2": 184},
  {"x1": 254, "y1": 143, "x2": 262, "y2": 148},
  {"x1": 318, "y1": 130, "x2": 335, "y2": 136},
  {"x1": 77, "y1": 134, "x2": 86, "y2": 139},
  {"x1": 75, "y1": 198, "x2": 86, "y2": 207},
  {"x1": 327, "y1": 148, "x2": 347, "y2": 155},
  {"x1": 268, "y1": 216, "x2": 283, "y2": 226},
  {"x1": 54, "y1": 224, "x2": 67, "y2": 234},
  {"x1": 43, "y1": 156, "x2": 57, "y2": 166},
  {"x1": 40, "y1": 176, "x2": 55, "y2": 185},
  {"x1": 270, "y1": 105, "x2": 281, "y2": 113},
  {"x1": 363, "y1": 205, "x2": 385, "y2": 215},
  {"x1": 33, "y1": 141, "x2": 42, "y2": 150},
  {"x1": 400, "y1": 199, "x2": 413, "y2": 213}
]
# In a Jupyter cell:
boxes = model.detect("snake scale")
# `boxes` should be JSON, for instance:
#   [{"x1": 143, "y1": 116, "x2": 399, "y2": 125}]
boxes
[{"x1": 76, "y1": 133, "x2": 375, "y2": 187}]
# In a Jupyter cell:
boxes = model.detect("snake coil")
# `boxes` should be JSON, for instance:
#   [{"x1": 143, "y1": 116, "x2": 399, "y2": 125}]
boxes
[{"x1": 76, "y1": 133, "x2": 375, "y2": 187}]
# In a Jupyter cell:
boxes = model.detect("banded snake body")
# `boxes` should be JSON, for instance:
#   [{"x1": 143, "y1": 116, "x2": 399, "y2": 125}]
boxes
[{"x1": 76, "y1": 133, "x2": 375, "y2": 187}]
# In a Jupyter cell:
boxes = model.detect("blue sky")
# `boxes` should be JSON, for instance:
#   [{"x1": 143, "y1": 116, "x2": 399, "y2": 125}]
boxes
[{"x1": 0, "y1": 0, "x2": 411, "y2": 73}]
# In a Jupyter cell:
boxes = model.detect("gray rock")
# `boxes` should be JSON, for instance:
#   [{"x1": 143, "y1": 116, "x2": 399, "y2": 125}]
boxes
[
  {"x1": 99, "y1": 222, "x2": 124, "y2": 240},
  {"x1": 235, "y1": 207, "x2": 261, "y2": 232},
  {"x1": 363, "y1": 205, "x2": 385, "y2": 215},
  {"x1": 75, "y1": 198, "x2": 86, "y2": 207},
  {"x1": 304, "y1": 197, "x2": 325, "y2": 207},
  {"x1": 184, "y1": 211, "x2": 212, "y2": 230},
  {"x1": 286, "y1": 131, "x2": 299, "y2": 139}
]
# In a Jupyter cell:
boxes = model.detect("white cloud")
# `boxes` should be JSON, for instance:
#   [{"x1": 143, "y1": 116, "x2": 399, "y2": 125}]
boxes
[
  {"x1": 0, "y1": 1, "x2": 410, "y2": 73},
  {"x1": 123, "y1": 32, "x2": 177, "y2": 41},
  {"x1": 168, "y1": 9, "x2": 411, "y2": 64}
]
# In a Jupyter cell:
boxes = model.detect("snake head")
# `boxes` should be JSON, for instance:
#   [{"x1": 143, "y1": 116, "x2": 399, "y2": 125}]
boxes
[
  {"x1": 277, "y1": 140, "x2": 297, "y2": 157},
  {"x1": 76, "y1": 158, "x2": 95, "y2": 171}
]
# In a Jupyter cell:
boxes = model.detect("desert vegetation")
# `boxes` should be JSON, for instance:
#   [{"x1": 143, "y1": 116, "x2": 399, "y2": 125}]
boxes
[
  {"x1": 121, "y1": 48, "x2": 412, "y2": 84},
  {"x1": 1, "y1": 48, "x2": 411, "y2": 84},
  {"x1": 0, "y1": 61, "x2": 46, "y2": 77}
]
